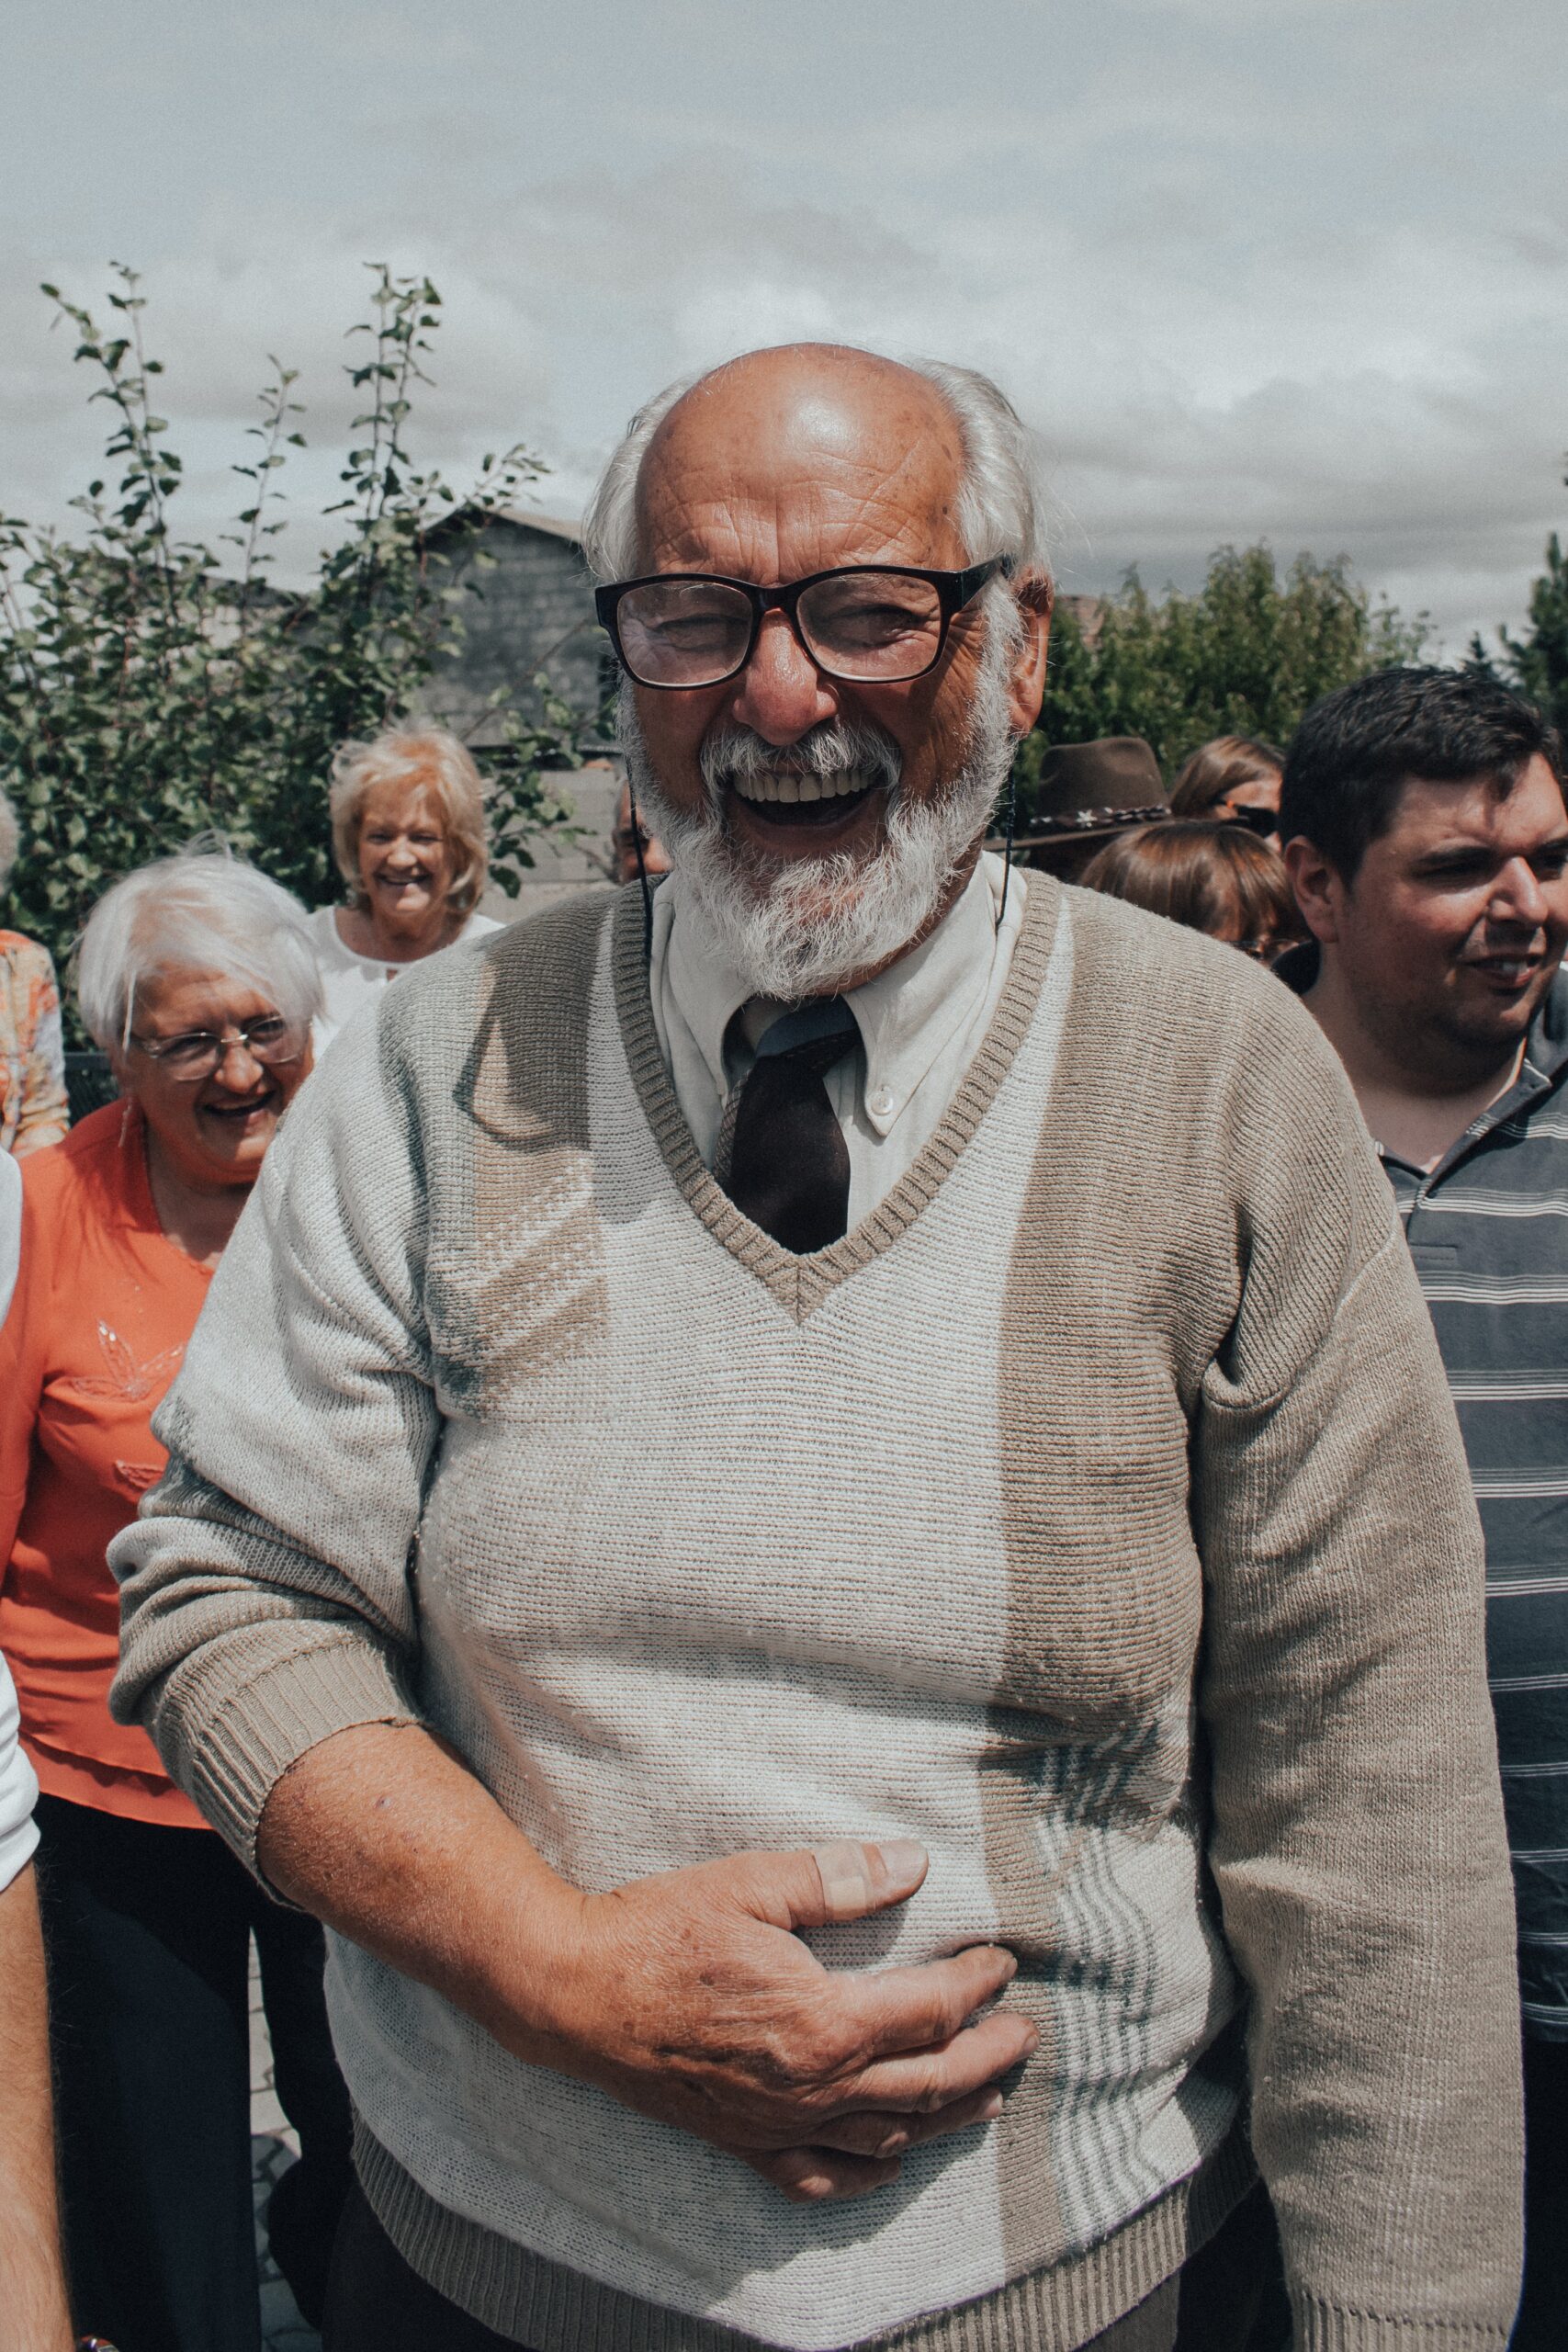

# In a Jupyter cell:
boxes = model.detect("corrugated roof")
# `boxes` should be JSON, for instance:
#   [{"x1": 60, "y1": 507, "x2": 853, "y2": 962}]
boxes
[
  {"x1": 422, "y1": 503, "x2": 585, "y2": 546},
  {"x1": 491, "y1": 507, "x2": 584, "y2": 544}
]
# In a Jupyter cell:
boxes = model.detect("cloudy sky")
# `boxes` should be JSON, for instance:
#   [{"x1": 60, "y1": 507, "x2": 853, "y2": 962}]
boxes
[{"x1": 6, "y1": 0, "x2": 1566, "y2": 650}]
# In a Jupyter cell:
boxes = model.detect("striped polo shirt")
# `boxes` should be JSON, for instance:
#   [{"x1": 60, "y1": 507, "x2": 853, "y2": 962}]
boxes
[{"x1": 1282, "y1": 946, "x2": 1568, "y2": 2040}]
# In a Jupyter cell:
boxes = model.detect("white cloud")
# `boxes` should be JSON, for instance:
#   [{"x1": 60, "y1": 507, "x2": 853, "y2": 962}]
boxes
[{"x1": 4, "y1": 0, "x2": 1564, "y2": 650}]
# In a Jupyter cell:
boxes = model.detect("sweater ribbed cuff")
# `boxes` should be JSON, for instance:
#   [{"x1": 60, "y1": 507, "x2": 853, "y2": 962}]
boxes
[
  {"x1": 164, "y1": 1627, "x2": 418, "y2": 1876},
  {"x1": 1297, "y1": 2299, "x2": 1512, "y2": 2351}
]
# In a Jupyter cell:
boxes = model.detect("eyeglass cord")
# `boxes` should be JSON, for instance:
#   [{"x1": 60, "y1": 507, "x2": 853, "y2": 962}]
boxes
[{"x1": 628, "y1": 778, "x2": 655, "y2": 961}]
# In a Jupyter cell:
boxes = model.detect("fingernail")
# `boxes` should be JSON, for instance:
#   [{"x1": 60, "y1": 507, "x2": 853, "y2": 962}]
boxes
[
  {"x1": 998, "y1": 1951, "x2": 1019, "y2": 1982},
  {"x1": 980, "y1": 2091, "x2": 1004, "y2": 2120},
  {"x1": 874, "y1": 1838, "x2": 927, "y2": 1883}
]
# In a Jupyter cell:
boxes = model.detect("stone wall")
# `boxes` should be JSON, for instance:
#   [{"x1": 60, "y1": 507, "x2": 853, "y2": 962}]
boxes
[
  {"x1": 423, "y1": 511, "x2": 607, "y2": 739},
  {"x1": 476, "y1": 762, "x2": 621, "y2": 926}
]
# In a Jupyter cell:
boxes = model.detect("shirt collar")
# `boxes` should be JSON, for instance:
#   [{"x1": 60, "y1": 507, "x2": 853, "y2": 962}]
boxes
[
  {"x1": 657, "y1": 853, "x2": 1018, "y2": 1135},
  {"x1": 845, "y1": 855, "x2": 1015, "y2": 1136}
]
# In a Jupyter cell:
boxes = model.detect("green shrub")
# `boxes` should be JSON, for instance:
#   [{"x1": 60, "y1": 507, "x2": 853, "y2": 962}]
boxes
[{"x1": 0, "y1": 264, "x2": 592, "y2": 1020}]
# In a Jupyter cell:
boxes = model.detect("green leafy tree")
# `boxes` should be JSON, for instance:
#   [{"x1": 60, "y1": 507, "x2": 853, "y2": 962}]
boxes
[
  {"x1": 0, "y1": 264, "x2": 591, "y2": 1004},
  {"x1": 1016, "y1": 544, "x2": 1427, "y2": 819},
  {"x1": 1476, "y1": 517, "x2": 1568, "y2": 739}
]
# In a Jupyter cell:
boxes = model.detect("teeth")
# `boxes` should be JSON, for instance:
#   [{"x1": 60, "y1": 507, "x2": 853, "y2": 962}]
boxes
[{"x1": 732, "y1": 769, "x2": 870, "y2": 807}]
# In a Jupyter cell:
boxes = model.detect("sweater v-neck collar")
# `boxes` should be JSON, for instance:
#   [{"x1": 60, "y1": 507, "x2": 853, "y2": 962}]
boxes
[{"x1": 611, "y1": 875, "x2": 1063, "y2": 1319}]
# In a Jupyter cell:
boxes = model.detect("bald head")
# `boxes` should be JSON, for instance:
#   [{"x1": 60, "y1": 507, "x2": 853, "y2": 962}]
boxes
[
  {"x1": 635, "y1": 345, "x2": 967, "y2": 582},
  {"x1": 582, "y1": 341, "x2": 1049, "y2": 590}
]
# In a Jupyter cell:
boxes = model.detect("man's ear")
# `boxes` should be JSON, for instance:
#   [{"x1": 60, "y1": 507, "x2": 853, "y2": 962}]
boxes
[
  {"x1": 1006, "y1": 571, "x2": 1054, "y2": 738},
  {"x1": 1283, "y1": 834, "x2": 1346, "y2": 946}
]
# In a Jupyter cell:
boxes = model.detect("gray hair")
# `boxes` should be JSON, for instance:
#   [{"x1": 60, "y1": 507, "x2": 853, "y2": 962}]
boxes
[
  {"x1": 0, "y1": 787, "x2": 17, "y2": 899},
  {"x1": 76, "y1": 844, "x2": 323, "y2": 1051},
  {"x1": 580, "y1": 348, "x2": 1053, "y2": 587}
]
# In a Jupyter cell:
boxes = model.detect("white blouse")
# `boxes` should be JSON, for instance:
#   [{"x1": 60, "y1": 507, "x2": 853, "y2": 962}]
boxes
[{"x1": 307, "y1": 905, "x2": 502, "y2": 1054}]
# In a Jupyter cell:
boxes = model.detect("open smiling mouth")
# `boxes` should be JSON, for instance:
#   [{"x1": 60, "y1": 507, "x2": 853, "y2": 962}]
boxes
[
  {"x1": 200, "y1": 1096, "x2": 276, "y2": 1122},
  {"x1": 727, "y1": 772, "x2": 882, "y2": 828}
]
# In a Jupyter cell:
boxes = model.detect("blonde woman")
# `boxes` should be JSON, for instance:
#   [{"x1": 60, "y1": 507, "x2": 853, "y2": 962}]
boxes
[{"x1": 309, "y1": 724, "x2": 502, "y2": 1048}]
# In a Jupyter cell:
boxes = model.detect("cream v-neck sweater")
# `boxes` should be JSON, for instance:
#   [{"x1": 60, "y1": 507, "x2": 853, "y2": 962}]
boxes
[{"x1": 112, "y1": 880, "x2": 1522, "y2": 2351}]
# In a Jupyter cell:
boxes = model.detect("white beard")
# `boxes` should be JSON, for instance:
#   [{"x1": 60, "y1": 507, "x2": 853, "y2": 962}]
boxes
[{"x1": 618, "y1": 629, "x2": 1018, "y2": 1002}]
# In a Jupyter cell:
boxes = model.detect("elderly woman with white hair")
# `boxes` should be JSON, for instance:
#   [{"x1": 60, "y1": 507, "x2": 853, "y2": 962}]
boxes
[
  {"x1": 0, "y1": 786, "x2": 69, "y2": 1157},
  {"x1": 0, "y1": 849, "x2": 351, "y2": 2350},
  {"x1": 308, "y1": 723, "x2": 501, "y2": 1047}
]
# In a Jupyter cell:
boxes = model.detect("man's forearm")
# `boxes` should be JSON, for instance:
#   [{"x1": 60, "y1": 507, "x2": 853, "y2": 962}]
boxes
[
  {"x1": 0, "y1": 1865, "x2": 75, "y2": 2352},
  {"x1": 258, "y1": 1718, "x2": 578, "y2": 2060},
  {"x1": 258, "y1": 1718, "x2": 1035, "y2": 2204}
]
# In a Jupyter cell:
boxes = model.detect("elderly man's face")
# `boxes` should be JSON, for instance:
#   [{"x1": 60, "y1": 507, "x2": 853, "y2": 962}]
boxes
[{"x1": 628, "y1": 353, "x2": 1045, "y2": 893}]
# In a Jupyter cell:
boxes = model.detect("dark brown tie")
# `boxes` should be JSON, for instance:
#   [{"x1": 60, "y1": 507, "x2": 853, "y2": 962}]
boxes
[{"x1": 716, "y1": 1000, "x2": 860, "y2": 1253}]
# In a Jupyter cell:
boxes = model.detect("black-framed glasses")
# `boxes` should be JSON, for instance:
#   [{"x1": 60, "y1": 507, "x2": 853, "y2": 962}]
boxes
[
  {"x1": 594, "y1": 560, "x2": 1009, "y2": 690},
  {"x1": 129, "y1": 1014, "x2": 306, "y2": 1082}
]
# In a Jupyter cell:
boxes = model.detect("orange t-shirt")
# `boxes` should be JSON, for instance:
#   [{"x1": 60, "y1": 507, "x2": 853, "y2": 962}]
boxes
[{"x1": 0, "y1": 1102, "x2": 211, "y2": 1826}]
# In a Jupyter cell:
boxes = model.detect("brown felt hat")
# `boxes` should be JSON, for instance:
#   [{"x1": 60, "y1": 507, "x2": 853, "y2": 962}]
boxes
[{"x1": 1018, "y1": 737, "x2": 1168, "y2": 848}]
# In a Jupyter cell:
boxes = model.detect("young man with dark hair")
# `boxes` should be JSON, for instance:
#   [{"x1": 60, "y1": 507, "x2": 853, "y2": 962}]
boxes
[{"x1": 1282, "y1": 664, "x2": 1568, "y2": 2351}]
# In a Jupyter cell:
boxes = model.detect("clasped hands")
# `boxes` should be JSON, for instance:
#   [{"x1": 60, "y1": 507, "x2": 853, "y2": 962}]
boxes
[{"x1": 493, "y1": 1838, "x2": 1035, "y2": 2205}]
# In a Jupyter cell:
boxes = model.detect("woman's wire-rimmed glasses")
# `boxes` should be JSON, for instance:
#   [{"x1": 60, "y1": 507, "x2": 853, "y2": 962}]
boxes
[
  {"x1": 129, "y1": 1014, "x2": 306, "y2": 1082},
  {"x1": 594, "y1": 560, "x2": 1009, "y2": 691}
]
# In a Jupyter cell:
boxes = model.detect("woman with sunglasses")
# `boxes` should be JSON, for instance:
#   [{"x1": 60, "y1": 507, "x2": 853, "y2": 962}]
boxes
[
  {"x1": 1168, "y1": 732, "x2": 1285, "y2": 847},
  {"x1": 0, "y1": 849, "x2": 351, "y2": 2352}
]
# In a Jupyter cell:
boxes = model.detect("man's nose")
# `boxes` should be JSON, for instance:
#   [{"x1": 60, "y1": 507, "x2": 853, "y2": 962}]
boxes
[
  {"x1": 1494, "y1": 858, "x2": 1551, "y2": 928},
  {"x1": 726, "y1": 610, "x2": 839, "y2": 746}
]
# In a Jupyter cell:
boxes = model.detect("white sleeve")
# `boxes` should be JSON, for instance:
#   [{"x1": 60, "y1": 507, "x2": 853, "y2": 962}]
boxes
[
  {"x1": 0, "y1": 1651, "x2": 39, "y2": 1891},
  {"x1": 0, "y1": 1148, "x2": 20, "y2": 1330}
]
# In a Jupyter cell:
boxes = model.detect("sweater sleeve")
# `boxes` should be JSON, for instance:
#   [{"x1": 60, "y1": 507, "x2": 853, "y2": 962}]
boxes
[
  {"x1": 1191, "y1": 1017, "x2": 1523, "y2": 2348},
  {"x1": 109, "y1": 1006, "x2": 434, "y2": 1870}
]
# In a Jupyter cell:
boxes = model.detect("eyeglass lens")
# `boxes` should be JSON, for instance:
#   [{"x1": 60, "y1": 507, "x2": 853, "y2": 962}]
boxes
[
  {"x1": 615, "y1": 571, "x2": 947, "y2": 688},
  {"x1": 152, "y1": 1017, "x2": 300, "y2": 1076}
]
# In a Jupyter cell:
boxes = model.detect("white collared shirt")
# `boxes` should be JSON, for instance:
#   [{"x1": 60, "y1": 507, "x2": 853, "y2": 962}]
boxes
[{"x1": 649, "y1": 852, "x2": 1027, "y2": 1224}]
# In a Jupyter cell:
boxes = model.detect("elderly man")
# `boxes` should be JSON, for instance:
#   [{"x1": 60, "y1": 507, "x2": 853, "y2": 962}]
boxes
[
  {"x1": 1280, "y1": 665, "x2": 1568, "y2": 2352},
  {"x1": 114, "y1": 347, "x2": 1519, "y2": 2352}
]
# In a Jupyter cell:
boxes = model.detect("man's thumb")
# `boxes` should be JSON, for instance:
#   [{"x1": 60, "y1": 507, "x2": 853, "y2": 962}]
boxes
[{"x1": 807, "y1": 1838, "x2": 928, "y2": 1924}]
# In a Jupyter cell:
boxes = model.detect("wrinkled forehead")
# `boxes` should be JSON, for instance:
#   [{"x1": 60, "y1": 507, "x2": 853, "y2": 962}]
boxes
[
  {"x1": 635, "y1": 357, "x2": 969, "y2": 580},
  {"x1": 130, "y1": 960, "x2": 279, "y2": 1028}
]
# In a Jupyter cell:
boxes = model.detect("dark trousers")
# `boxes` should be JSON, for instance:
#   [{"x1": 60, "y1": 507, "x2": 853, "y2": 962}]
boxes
[
  {"x1": 322, "y1": 2175, "x2": 1284, "y2": 2352},
  {"x1": 1513, "y1": 2035, "x2": 1568, "y2": 2350},
  {"x1": 35, "y1": 1791, "x2": 353, "y2": 2352}
]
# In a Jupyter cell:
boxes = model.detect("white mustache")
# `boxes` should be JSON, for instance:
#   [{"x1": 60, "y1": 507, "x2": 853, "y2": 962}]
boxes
[{"x1": 700, "y1": 720, "x2": 901, "y2": 808}]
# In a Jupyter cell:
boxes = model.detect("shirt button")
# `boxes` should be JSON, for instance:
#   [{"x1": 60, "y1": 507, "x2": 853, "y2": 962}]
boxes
[{"x1": 868, "y1": 1086, "x2": 895, "y2": 1119}]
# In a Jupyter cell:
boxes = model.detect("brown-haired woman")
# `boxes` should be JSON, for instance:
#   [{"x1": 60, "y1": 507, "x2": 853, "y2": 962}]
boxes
[
  {"x1": 1079, "y1": 819, "x2": 1303, "y2": 964},
  {"x1": 1168, "y1": 734, "x2": 1284, "y2": 844}
]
